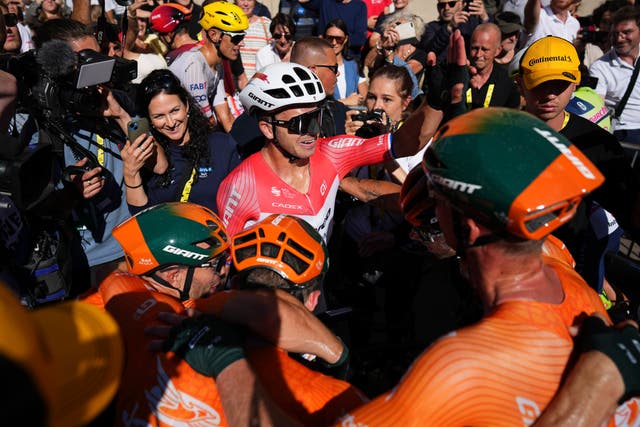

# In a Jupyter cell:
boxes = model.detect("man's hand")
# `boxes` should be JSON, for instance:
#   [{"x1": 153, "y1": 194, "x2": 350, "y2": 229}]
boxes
[
  {"x1": 70, "y1": 157, "x2": 104, "y2": 199},
  {"x1": 162, "y1": 314, "x2": 246, "y2": 379}
]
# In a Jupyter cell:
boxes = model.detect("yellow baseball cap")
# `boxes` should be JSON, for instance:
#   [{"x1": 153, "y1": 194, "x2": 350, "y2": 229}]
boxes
[
  {"x1": 520, "y1": 36, "x2": 581, "y2": 90},
  {"x1": 0, "y1": 285, "x2": 123, "y2": 427}
]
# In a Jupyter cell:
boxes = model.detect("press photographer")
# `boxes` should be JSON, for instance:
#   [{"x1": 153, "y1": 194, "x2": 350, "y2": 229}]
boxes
[{"x1": 0, "y1": 18, "x2": 167, "y2": 304}]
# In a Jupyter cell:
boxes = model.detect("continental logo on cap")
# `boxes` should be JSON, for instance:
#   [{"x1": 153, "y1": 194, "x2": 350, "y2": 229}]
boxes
[{"x1": 528, "y1": 55, "x2": 573, "y2": 66}]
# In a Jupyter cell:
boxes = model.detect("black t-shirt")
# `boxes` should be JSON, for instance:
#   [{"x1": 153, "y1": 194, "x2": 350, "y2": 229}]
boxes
[
  {"x1": 555, "y1": 113, "x2": 640, "y2": 255},
  {"x1": 466, "y1": 66, "x2": 520, "y2": 110}
]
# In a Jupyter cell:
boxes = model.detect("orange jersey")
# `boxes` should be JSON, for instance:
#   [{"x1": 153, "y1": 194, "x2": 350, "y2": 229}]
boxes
[
  {"x1": 338, "y1": 256, "x2": 608, "y2": 427},
  {"x1": 83, "y1": 272, "x2": 228, "y2": 426},
  {"x1": 83, "y1": 274, "x2": 366, "y2": 426}
]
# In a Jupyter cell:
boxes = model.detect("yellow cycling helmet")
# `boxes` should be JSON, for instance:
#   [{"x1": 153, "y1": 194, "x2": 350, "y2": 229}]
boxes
[{"x1": 199, "y1": 1, "x2": 248, "y2": 32}]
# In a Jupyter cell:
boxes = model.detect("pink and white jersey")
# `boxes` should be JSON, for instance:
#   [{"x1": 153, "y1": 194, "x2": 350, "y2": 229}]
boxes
[{"x1": 216, "y1": 133, "x2": 393, "y2": 241}]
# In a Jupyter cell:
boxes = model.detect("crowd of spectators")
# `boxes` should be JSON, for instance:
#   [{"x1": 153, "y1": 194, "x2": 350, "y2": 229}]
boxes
[{"x1": 1, "y1": 0, "x2": 640, "y2": 424}]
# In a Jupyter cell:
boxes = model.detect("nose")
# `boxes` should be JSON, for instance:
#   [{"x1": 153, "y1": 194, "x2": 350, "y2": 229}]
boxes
[
  {"x1": 374, "y1": 99, "x2": 384, "y2": 110},
  {"x1": 166, "y1": 116, "x2": 175, "y2": 127}
]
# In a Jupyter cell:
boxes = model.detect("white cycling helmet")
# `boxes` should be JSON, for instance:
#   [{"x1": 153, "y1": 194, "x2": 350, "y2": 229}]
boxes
[{"x1": 240, "y1": 62, "x2": 326, "y2": 114}]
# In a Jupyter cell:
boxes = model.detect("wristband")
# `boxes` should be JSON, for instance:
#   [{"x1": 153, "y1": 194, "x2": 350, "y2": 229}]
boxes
[
  {"x1": 577, "y1": 316, "x2": 640, "y2": 402},
  {"x1": 124, "y1": 181, "x2": 143, "y2": 189},
  {"x1": 163, "y1": 315, "x2": 245, "y2": 379},
  {"x1": 322, "y1": 337, "x2": 349, "y2": 368}
]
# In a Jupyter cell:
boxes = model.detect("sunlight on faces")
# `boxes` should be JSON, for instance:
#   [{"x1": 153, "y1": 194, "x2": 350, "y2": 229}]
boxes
[
  {"x1": 613, "y1": 19, "x2": 640, "y2": 56},
  {"x1": 438, "y1": 0, "x2": 462, "y2": 22},
  {"x1": 365, "y1": 76, "x2": 411, "y2": 122},
  {"x1": 470, "y1": 29, "x2": 501, "y2": 72},
  {"x1": 148, "y1": 93, "x2": 190, "y2": 144},
  {"x1": 236, "y1": 0, "x2": 255, "y2": 18},
  {"x1": 310, "y1": 47, "x2": 338, "y2": 96},
  {"x1": 273, "y1": 24, "x2": 293, "y2": 56},
  {"x1": 269, "y1": 106, "x2": 319, "y2": 159},
  {"x1": 324, "y1": 26, "x2": 347, "y2": 57}
]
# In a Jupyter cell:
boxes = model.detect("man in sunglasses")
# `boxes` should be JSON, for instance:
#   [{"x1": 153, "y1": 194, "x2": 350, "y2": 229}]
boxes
[
  {"x1": 421, "y1": 0, "x2": 489, "y2": 64},
  {"x1": 218, "y1": 61, "x2": 439, "y2": 243},
  {"x1": 168, "y1": 0, "x2": 247, "y2": 132},
  {"x1": 80, "y1": 202, "x2": 235, "y2": 425}
]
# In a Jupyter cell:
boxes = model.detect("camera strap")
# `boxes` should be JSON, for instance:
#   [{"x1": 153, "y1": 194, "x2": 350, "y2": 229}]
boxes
[{"x1": 614, "y1": 58, "x2": 640, "y2": 119}]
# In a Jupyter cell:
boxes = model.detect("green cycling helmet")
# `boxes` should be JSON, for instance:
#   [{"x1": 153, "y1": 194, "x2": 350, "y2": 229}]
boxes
[
  {"x1": 113, "y1": 202, "x2": 230, "y2": 275},
  {"x1": 422, "y1": 108, "x2": 604, "y2": 240}
]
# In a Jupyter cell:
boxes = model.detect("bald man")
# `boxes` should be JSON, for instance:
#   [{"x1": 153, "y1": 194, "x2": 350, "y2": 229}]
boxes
[{"x1": 466, "y1": 23, "x2": 520, "y2": 110}]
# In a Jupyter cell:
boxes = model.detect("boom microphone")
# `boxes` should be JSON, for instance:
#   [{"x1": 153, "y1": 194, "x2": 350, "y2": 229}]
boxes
[{"x1": 35, "y1": 40, "x2": 77, "y2": 79}]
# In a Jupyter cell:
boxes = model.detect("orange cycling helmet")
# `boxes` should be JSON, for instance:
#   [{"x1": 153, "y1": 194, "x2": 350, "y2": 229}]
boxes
[
  {"x1": 231, "y1": 214, "x2": 328, "y2": 287},
  {"x1": 113, "y1": 202, "x2": 229, "y2": 276}
]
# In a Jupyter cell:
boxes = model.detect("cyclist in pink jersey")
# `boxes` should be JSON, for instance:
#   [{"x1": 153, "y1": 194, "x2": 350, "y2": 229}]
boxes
[{"x1": 216, "y1": 61, "x2": 440, "y2": 241}]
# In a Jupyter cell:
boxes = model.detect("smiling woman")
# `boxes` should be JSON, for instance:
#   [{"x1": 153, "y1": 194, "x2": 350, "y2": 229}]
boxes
[{"x1": 121, "y1": 69, "x2": 242, "y2": 215}]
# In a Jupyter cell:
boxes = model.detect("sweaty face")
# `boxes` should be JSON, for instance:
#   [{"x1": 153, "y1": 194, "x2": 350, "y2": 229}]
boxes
[
  {"x1": 271, "y1": 106, "x2": 320, "y2": 160},
  {"x1": 470, "y1": 30, "x2": 501, "y2": 72},
  {"x1": 186, "y1": 263, "x2": 227, "y2": 298},
  {"x1": 365, "y1": 76, "x2": 410, "y2": 122},
  {"x1": 324, "y1": 26, "x2": 347, "y2": 58},
  {"x1": 613, "y1": 19, "x2": 640, "y2": 57},
  {"x1": 148, "y1": 93, "x2": 190, "y2": 144},
  {"x1": 522, "y1": 80, "x2": 575, "y2": 122}
]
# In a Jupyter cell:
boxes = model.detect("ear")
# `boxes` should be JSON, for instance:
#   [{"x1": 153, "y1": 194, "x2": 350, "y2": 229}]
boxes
[
  {"x1": 402, "y1": 95, "x2": 412, "y2": 112},
  {"x1": 208, "y1": 28, "x2": 220, "y2": 43},
  {"x1": 154, "y1": 266, "x2": 185, "y2": 291},
  {"x1": 304, "y1": 289, "x2": 320, "y2": 312},
  {"x1": 258, "y1": 118, "x2": 275, "y2": 139},
  {"x1": 465, "y1": 217, "x2": 483, "y2": 247}
]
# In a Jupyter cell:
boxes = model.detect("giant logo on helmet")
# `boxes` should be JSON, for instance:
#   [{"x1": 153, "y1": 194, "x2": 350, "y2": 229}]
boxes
[
  {"x1": 163, "y1": 244, "x2": 208, "y2": 261},
  {"x1": 431, "y1": 174, "x2": 482, "y2": 194}
]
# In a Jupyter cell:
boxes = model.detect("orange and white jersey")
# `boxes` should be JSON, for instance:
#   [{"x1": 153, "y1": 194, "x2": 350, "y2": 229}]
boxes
[
  {"x1": 337, "y1": 257, "x2": 608, "y2": 426},
  {"x1": 543, "y1": 234, "x2": 576, "y2": 268}
]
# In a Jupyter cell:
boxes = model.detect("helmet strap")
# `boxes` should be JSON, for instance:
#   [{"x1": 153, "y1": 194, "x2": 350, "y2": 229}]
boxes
[
  {"x1": 452, "y1": 211, "x2": 502, "y2": 256},
  {"x1": 150, "y1": 266, "x2": 196, "y2": 302},
  {"x1": 270, "y1": 122, "x2": 301, "y2": 163}
]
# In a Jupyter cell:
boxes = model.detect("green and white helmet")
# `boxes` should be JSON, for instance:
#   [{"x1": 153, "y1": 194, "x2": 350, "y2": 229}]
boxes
[{"x1": 422, "y1": 108, "x2": 604, "y2": 240}]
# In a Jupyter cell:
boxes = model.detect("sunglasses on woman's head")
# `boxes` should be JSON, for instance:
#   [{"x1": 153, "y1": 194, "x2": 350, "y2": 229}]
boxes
[
  {"x1": 324, "y1": 35, "x2": 345, "y2": 44},
  {"x1": 273, "y1": 32, "x2": 293, "y2": 41}
]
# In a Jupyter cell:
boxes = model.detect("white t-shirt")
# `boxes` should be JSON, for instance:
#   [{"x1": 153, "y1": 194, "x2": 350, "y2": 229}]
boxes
[
  {"x1": 525, "y1": 5, "x2": 579, "y2": 46},
  {"x1": 255, "y1": 43, "x2": 282, "y2": 72}
]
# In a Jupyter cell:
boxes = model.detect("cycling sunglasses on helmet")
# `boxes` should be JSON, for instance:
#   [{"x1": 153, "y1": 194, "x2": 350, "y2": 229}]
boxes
[
  {"x1": 222, "y1": 31, "x2": 245, "y2": 44},
  {"x1": 270, "y1": 108, "x2": 323, "y2": 136}
]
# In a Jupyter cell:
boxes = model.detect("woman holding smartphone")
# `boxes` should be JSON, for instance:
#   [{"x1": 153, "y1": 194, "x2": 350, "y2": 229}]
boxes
[{"x1": 121, "y1": 69, "x2": 242, "y2": 214}]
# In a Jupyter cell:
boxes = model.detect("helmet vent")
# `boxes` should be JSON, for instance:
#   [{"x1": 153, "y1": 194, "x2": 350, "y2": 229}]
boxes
[
  {"x1": 277, "y1": 232, "x2": 286, "y2": 242},
  {"x1": 206, "y1": 219, "x2": 219, "y2": 231},
  {"x1": 261, "y1": 242, "x2": 280, "y2": 258},
  {"x1": 524, "y1": 212, "x2": 557, "y2": 233},
  {"x1": 234, "y1": 232, "x2": 257, "y2": 245},
  {"x1": 258, "y1": 228, "x2": 266, "y2": 238},
  {"x1": 283, "y1": 250, "x2": 309, "y2": 274},
  {"x1": 287, "y1": 238, "x2": 313, "y2": 260},
  {"x1": 304, "y1": 82, "x2": 317, "y2": 94},
  {"x1": 235, "y1": 245, "x2": 257, "y2": 262},
  {"x1": 265, "y1": 88, "x2": 290, "y2": 99},
  {"x1": 293, "y1": 67, "x2": 311, "y2": 80},
  {"x1": 290, "y1": 85, "x2": 303, "y2": 97},
  {"x1": 282, "y1": 75, "x2": 295, "y2": 84}
]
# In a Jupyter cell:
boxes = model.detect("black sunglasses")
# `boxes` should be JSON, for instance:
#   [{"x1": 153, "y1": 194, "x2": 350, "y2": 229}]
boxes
[
  {"x1": 324, "y1": 35, "x2": 345, "y2": 44},
  {"x1": 437, "y1": 1, "x2": 459, "y2": 8},
  {"x1": 199, "y1": 250, "x2": 229, "y2": 274},
  {"x1": 273, "y1": 32, "x2": 293, "y2": 41},
  {"x1": 270, "y1": 108, "x2": 323, "y2": 135},
  {"x1": 3, "y1": 13, "x2": 18, "y2": 27},
  {"x1": 222, "y1": 31, "x2": 245, "y2": 44},
  {"x1": 314, "y1": 64, "x2": 339, "y2": 75}
]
